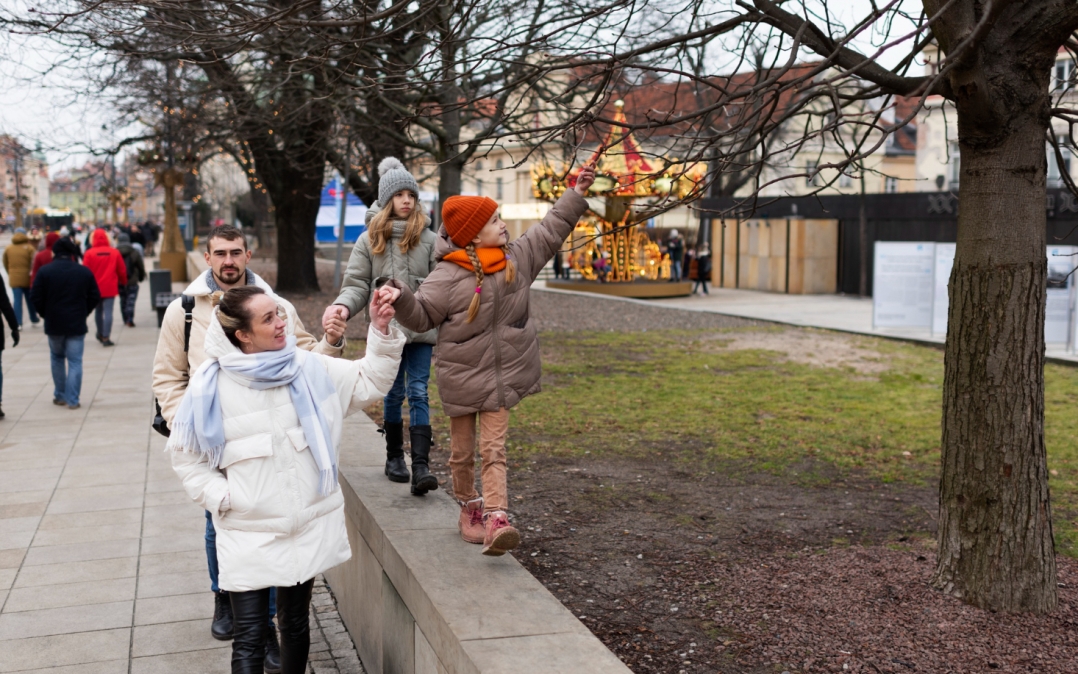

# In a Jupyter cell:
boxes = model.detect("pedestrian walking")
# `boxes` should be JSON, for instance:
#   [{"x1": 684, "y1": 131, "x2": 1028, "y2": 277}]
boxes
[
  {"x1": 377, "y1": 163, "x2": 596, "y2": 556},
  {"x1": 116, "y1": 232, "x2": 146, "y2": 327},
  {"x1": 321, "y1": 157, "x2": 438, "y2": 494},
  {"x1": 30, "y1": 231, "x2": 60, "y2": 290},
  {"x1": 693, "y1": 246, "x2": 711, "y2": 295},
  {"x1": 141, "y1": 221, "x2": 159, "y2": 257},
  {"x1": 4, "y1": 227, "x2": 39, "y2": 328},
  {"x1": 168, "y1": 286, "x2": 403, "y2": 674},
  {"x1": 152, "y1": 224, "x2": 345, "y2": 671},
  {"x1": 667, "y1": 229, "x2": 684, "y2": 281},
  {"x1": 553, "y1": 249, "x2": 564, "y2": 279},
  {"x1": 82, "y1": 229, "x2": 127, "y2": 346},
  {"x1": 0, "y1": 271, "x2": 19, "y2": 419},
  {"x1": 29, "y1": 239, "x2": 100, "y2": 409}
]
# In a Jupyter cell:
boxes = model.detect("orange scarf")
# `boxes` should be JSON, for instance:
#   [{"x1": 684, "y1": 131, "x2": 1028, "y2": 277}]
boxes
[{"x1": 443, "y1": 248, "x2": 507, "y2": 274}]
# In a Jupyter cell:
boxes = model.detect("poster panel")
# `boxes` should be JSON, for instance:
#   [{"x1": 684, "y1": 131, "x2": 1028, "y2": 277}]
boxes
[
  {"x1": 873, "y1": 242, "x2": 936, "y2": 328},
  {"x1": 932, "y1": 243, "x2": 956, "y2": 336}
]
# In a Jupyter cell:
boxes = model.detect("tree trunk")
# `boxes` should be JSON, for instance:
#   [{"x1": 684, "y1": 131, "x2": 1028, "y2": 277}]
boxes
[
  {"x1": 933, "y1": 80, "x2": 1057, "y2": 613},
  {"x1": 268, "y1": 171, "x2": 323, "y2": 293}
]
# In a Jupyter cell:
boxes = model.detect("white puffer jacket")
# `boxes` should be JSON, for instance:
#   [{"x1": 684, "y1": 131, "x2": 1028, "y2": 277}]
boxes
[{"x1": 171, "y1": 319, "x2": 404, "y2": 593}]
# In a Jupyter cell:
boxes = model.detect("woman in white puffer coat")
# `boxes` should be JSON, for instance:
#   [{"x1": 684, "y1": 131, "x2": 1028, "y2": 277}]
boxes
[{"x1": 168, "y1": 285, "x2": 403, "y2": 674}]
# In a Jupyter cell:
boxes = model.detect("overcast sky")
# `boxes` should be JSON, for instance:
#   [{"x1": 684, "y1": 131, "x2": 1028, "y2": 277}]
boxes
[{"x1": 0, "y1": 0, "x2": 922, "y2": 177}]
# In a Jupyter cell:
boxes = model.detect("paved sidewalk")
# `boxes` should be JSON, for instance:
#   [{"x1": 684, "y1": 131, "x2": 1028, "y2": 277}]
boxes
[
  {"x1": 534, "y1": 281, "x2": 1078, "y2": 364},
  {"x1": 0, "y1": 268, "x2": 364, "y2": 673}
]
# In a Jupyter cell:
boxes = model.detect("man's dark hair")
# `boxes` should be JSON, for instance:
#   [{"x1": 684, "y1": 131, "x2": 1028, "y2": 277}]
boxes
[{"x1": 206, "y1": 225, "x2": 247, "y2": 252}]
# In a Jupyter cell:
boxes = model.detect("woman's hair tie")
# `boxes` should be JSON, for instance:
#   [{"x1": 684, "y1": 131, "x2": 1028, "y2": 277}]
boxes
[{"x1": 475, "y1": 286, "x2": 482, "y2": 294}]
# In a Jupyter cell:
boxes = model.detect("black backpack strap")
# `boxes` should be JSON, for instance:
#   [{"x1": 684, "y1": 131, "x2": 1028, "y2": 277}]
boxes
[{"x1": 182, "y1": 294, "x2": 195, "y2": 353}]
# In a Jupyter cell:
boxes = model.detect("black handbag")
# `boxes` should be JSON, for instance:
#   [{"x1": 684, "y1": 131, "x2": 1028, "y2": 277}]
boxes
[{"x1": 151, "y1": 294, "x2": 195, "y2": 438}]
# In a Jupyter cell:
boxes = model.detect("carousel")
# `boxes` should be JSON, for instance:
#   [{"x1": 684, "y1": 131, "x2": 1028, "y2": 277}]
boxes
[{"x1": 532, "y1": 100, "x2": 705, "y2": 298}]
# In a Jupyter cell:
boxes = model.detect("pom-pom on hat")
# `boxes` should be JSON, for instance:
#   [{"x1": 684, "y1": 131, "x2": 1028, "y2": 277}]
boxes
[
  {"x1": 377, "y1": 157, "x2": 421, "y2": 209},
  {"x1": 442, "y1": 196, "x2": 498, "y2": 248}
]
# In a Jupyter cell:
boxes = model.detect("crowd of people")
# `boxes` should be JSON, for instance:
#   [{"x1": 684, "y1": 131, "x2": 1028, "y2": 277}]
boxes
[
  {"x1": 0, "y1": 221, "x2": 154, "y2": 416},
  {"x1": 550, "y1": 227, "x2": 712, "y2": 292}
]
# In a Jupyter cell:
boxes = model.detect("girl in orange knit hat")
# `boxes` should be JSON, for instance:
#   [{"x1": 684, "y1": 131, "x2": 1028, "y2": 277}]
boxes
[{"x1": 377, "y1": 164, "x2": 595, "y2": 555}]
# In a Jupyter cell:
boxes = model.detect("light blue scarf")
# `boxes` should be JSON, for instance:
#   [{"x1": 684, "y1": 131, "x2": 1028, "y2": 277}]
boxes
[{"x1": 168, "y1": 334, "x2": 340, "y2": 496}]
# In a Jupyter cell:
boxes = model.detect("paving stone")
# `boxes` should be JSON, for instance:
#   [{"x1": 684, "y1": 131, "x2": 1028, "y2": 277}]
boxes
[
  {"x1": 0, "y1": 548, "x2": 25, "y2": 570},
  {"x1": 13, "y1": 556, "x2": 138, "y2": 588},
  {"x1": 0, "y1": 627, "x2": 130, "y2": 672},
  {"x1": 130, "y1": 646, "x2": 231, "y2": 674},
  {"x1": 0, "y1": 600, "x2": 132, "y2": 640},
  {"x1": 131, "y1": 618, "x2": 218, "y2": 657},
  {"x1": 4, "y1": 577, "x2": 136, "y2": 613},
  {"x1": 22, "y1": 538, "x2": 140, "y2": 567}
]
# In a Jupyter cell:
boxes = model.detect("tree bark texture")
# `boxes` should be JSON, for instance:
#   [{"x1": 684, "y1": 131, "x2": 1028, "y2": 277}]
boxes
[
  {"x1": 931, "y1": 7, "x2": 1065, "y2": 611},
  {"x1": 266, "y1": 170, "x2": 323, "y2": 293}
]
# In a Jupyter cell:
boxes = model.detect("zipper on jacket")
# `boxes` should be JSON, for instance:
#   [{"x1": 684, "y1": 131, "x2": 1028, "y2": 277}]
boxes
[{"x1": 491, "y1": 276, "x2": 508, "y2": 409}]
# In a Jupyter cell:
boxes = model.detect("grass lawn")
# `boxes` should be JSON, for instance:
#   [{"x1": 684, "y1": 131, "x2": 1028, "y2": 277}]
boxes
[{"x1": 352, "y1": 326, "x2": 1078, "y2": 556}]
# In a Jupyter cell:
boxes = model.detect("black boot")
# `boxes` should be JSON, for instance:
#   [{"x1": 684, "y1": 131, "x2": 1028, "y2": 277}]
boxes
[
  {"x1": 382, "y1": 422, "x2": 409, "y2": 483},
  {"x1": 264, "y1": 622, "x2": 282, "y2": 673},
  {"x1": 211, "y1": 590, "x2": 234, "y2": 641},
  {"x1": 410, "y1": 425, "x2": 439, "y2": 496}
]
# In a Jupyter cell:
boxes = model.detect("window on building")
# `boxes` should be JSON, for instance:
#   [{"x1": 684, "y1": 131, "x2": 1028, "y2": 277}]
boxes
[
  {"x1": 948, "y1": 142, "x2": 961, "y2": 188},
  {"x1": 1055, "y1": 59, "x2": 1075, "y2": 92},
  {"x1": 805, "y1": 160, "x2": 818, "y2": 187},
  {"x1": 476, "y1": 179, "x2": 484, "y2": 196},
  {"x1": 496, "y1": 177, "x2": 503, "y2": 200},
  {"x1": 839, "y1": 171, "x2": 853, "y2": 188},
  {"x1": 885, "y1": 177, "x2": 898, "y2": 193},
  {"x1": 495, "y1": 159, "x2": 503, "y2": 170},
  {"x1": 1048, "y1": 140, "x2": 1072, "y2": 186}
]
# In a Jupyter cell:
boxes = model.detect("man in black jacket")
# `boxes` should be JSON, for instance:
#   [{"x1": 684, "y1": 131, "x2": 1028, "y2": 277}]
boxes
[
  {"x1": 0, "y1": 271, "x2": 19, "y2": 419},
  {"x1": 30, "y1": 239, "x2": 100, "y2": 409}
]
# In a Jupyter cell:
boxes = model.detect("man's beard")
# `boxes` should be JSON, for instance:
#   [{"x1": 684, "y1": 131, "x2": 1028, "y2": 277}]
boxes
[{"x1": 214, "y1": 266, "x2": 244, "y2": 285}]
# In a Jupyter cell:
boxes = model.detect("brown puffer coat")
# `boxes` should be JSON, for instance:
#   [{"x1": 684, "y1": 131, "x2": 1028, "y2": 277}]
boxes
[
  {"x1": 390, "y1": 190, "x2": 588, "y2": 417},
  {"x1": 4, "y1": 233, "x2": 37, "y2": 289}
]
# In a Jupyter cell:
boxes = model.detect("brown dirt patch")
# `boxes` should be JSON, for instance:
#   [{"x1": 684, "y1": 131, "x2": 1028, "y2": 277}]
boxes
[{"x1": 708, "y1": 330, "x2": 891, "y2": 376}]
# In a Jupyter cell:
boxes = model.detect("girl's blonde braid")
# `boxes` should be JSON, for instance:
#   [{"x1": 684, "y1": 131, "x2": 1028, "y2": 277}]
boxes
[
  {"x1": 501, "y1": 244, "x2": 516, "y2": 285},
  {"x1": 465, "y1": 244, "x2": 485, "y2": 323}
]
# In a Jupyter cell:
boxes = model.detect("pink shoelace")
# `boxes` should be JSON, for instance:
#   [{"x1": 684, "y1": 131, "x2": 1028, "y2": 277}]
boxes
[{"x1": 469, "y1": 509, "x2": 484, "y2": 527}]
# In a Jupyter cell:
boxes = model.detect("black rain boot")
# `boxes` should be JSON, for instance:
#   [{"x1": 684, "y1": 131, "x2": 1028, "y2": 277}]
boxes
[
  {"x1": 382, "y1": 422, "x2": 410, "y2": 483},
  {"x1": 211, "y1": 590, "x2": 234, "y2": 641},
  {"x1": 410, "y1": 425, "x2": 439, "y2": 496},
  {"x1": 263, "y1": 622, "x2": 282, "y2": 673}
]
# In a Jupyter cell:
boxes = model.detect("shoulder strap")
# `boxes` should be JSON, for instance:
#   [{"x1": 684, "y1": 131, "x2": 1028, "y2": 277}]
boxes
[{"x1": 182, "y1": 295, "x2": 195, "y2": 353}]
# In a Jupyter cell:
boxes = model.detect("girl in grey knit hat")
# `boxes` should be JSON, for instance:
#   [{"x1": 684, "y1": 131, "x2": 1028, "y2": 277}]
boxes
[{"x1": 322, "y1": 157, "x2": 440, "y2": 495}]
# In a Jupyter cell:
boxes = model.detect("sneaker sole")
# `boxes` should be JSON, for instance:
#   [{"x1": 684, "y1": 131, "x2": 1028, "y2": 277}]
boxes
[
  {"x1": 481, "y1": 527, "x2": 521, "y2": 556},
  {"x1": 413, "y1": 475, "x2": 439, "y2": 492}
]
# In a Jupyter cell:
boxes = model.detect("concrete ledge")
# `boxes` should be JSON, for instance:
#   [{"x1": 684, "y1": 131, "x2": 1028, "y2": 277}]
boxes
[
  {"x1": 547, "y1": 278, "x2": 692, "y2": 298},
  {"x1": 325, "y1": 413, "x2": 631, "y2": 674}
]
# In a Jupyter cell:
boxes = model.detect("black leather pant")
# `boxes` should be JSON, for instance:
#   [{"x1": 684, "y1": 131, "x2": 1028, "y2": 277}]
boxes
[{"x1": 230, "y1": 579, "x2": 314, "y2": 674}]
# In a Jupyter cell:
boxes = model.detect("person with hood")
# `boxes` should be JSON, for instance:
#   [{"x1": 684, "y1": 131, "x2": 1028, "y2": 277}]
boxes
[
  {"x1": 116, "y1": 232, "x2": 147, "y2": 327},
  {"x1": 82, "y1": 228, "x2": 127, "y2": 346},
  {"x1": 321, "y1": 158, "x2": 439, "y2": 495},
  {"x1": 30, "y1": 239, "x2": 100, "y2": 409},
  {"x1": 168, "y1": 285, "x2": 404, "y2": 674},
  {"x1": 30, "y1": 231, "x2": 61, "y2": 289},
  {"x1": 3, "y1": 227, "x2": 39, "y2": 328},
  {"x1": 153, "y1": 224, "x2": 345, "y2": 669},
  {"x1": 375, "y1": 163, "x2": 596, "y2": 555}
]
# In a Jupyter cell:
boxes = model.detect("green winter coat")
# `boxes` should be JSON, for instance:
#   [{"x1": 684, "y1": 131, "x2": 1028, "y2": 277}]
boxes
[{"x1": 333, "y1": 205, "x2": 438, "y2": 345}]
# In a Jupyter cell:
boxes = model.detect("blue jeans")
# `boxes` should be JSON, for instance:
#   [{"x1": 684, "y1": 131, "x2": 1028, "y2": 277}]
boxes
[
  {"x1": 47, "y1": 335, "x2": 84, "y2": 406},
  {"x1": 670, "y1": 259, "x2": 682, "y2": 281},
  {"x1": 12, "y1": 287, "x2": 37, "y2": 326},
  {"x1": 94, "y1": 297, "x2": 115, "y2": 340},
  {"x1": 204, "y1": 511, "x2": 276, "y2": 619},
  {"x1": 382, "y1": 343, "x2": 432, "y2": 426},
  {"x1": 119, "y1": 285, "x2": 138, "y2": 324}
]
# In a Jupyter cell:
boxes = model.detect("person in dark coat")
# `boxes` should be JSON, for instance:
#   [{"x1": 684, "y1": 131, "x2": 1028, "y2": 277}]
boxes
[
  {"x1": 667, "y1": 230, "x2": 684, "y2": 281},
  {"x1": 0, "y1": 273, "x2": 19, "y2": 419},
  {"x1": 116, "y1": 232, "x2": 146, "y2": 327},
  {"x1": 693, "y1": 246, "x2": 712, "y2": 295},
  {"x1": 30, "y1": 238, "x2": 101, "y2": 409}
]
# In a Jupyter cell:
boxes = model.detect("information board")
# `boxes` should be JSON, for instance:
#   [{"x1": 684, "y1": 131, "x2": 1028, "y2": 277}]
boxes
[
  {"x1": 873, "y1": 242, "x2": 936, "y2": 328},
  {"x1": 932, "y1": 243, "x2": 956, "y2": 336}
]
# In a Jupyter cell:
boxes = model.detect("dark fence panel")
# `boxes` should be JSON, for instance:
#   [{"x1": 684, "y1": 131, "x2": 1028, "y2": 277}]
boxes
[{"x1": 703, "y1": 190, "x2": 1078, "y2": 296}]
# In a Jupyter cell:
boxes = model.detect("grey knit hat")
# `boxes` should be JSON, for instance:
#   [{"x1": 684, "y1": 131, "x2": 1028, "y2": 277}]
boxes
[{"x1": 377, "y1": 157, "x2": 420, "y2": 209}]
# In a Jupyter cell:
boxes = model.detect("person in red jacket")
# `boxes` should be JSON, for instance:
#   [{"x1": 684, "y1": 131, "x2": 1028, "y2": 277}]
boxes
[
  {"x1": 82, "y1": 228, "x2": 127, "y2": 346},
  {"x1": 30, "y1": 231, "x2": 61, "y2": 289}
]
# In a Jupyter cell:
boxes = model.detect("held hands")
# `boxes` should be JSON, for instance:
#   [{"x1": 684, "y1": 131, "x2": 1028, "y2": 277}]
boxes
[
  {"x1": 10, "y1": 330, "x2": 17, "y2": 347},
  {"x1": 321, "y1": 305, "x2": 349, "y2": 335},
  {"x1": 323, "y1": 314, "x2": 346, "y2": 345},
  {"x1": 369, "y1": 295, "x2": 396, "y2": 335},
  {"x1": 574, "y1": 163, "x2": 597, "y2": 196},
  {"x1": 373, "y1": 285, "x2": 400, "y2": 307}
]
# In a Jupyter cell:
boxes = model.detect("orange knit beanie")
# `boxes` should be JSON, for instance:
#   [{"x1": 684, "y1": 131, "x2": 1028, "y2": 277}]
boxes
[{"x1": 442, "y1": 196, "x2": 498, "y2": 248}]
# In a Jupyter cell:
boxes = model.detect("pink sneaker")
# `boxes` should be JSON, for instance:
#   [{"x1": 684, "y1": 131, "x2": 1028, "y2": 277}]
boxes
[
  {"x1": 481, "y1": 511, "x2": 520, "y2": 556},
  {"x1": 458, "y1": 498, "x2": 485, "y2": 544}
]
